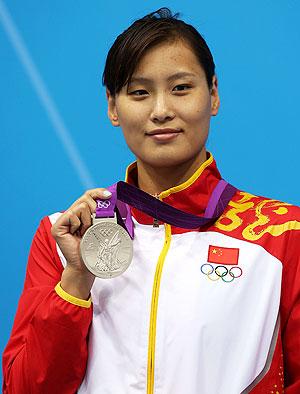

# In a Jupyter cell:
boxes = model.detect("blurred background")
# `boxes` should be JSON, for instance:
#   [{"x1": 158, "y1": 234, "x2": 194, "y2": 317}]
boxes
[{"x1": 1, "y1": 0, "x2": 299, "y2": 384}]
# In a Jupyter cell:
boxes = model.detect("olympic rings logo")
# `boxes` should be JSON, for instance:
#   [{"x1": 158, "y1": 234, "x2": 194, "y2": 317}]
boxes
[
  {"x1": 97, "y1": 200, "x2": 111, "y2": 209},
  {"x1": 200, "y1": 263, "x2": 243, "y2": 283}
]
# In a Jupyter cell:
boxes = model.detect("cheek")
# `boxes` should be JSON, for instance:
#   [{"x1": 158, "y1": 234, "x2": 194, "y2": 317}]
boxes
[
  {"x1": 117, "y1": 107, "x2": 144, "y2": 148},
  {"x1": 117, "y1": 100, "x2": 146, "y2": 126},
  {"x1": 178, "y1": 95, "x2": 211, "y2": 122}
]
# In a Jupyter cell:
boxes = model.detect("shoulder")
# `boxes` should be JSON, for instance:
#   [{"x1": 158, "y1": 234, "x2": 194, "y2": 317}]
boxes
[
  {"x1": 230, "y1": 189, "x2": 300, "y2": 223},
  {"x1": 47, "y1": 211, "x2": 64, "y2": 225},
  {"x1": 32, "y1": 212, "x2": 65, "y2": 264},
  {"x1": 213, "y1": 188, "x2": 300, "y2": 259},
  {"x1": 34, "y1": 212, "x2": 64, "y2": 241}
]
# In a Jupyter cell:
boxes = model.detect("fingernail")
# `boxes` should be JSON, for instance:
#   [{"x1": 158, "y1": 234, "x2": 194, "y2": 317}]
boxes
[{"x1": 103, "y1": 190, "x2": 112, "y2": 197}]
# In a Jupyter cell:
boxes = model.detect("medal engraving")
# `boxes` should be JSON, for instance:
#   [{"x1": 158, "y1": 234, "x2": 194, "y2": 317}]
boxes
[{"x1": 80, "y1": 221, "x2": 133, "y2": 279}]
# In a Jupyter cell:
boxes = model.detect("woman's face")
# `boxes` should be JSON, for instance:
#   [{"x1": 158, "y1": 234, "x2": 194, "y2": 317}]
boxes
[{"x1": 107, "y1": 39, "x2": 220, "y2": 170}]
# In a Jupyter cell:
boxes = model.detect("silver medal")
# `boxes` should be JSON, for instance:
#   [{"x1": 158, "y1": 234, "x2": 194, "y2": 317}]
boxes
[{"x1": 80, "y1": 214, "x2": 133, "y2": 279}]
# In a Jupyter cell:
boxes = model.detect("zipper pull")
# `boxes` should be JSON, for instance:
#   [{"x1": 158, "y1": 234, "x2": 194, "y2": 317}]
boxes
[
  {"x1": 153, "y1": 218, "x2": 160, "y2": 228},
  {"x1": 152, "y1": 193, "x2": 160, "y2": 228}
]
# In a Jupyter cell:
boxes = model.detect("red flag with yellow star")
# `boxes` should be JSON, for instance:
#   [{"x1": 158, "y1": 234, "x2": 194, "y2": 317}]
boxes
[{"x1": 208, "y1": 245, "x2": 239, "y2": 265}]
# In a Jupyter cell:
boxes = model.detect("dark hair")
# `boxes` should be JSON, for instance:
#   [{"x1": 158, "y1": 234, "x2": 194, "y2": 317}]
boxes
[{"x1": 102, "y1": 7, "x2": 215, "y2": 97}]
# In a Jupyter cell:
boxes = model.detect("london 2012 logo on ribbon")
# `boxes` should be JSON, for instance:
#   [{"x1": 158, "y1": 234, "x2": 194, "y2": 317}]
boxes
[
  {"x1": 200, "y1": 245, "x2": 243, "y2": 283},
  {"x1": 97, "y1": 200, "x2": 111, "y2": 209}
]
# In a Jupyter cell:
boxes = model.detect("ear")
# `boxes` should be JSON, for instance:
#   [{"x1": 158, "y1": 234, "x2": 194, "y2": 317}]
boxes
[
  {"x1": 106, "y1": 88, "x2": 120, "y2": 127},
  {"x1": 210, "y1": 76, "x2": 220, "y2": 116}
]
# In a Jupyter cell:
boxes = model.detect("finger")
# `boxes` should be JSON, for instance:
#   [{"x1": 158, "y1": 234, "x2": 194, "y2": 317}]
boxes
[
  {"x1": 77, "y1": 203, "x2": 93, "y2": 236},
  {"x1": 51, "y1": 209, "x2": 79, "y2": 238},
  {"x1": 66, "y1": 210, "x2": 82, "y2": 235},
  {"x1": 69, "y1": 188, "x2": 112, "y2": 211},
  {"x1": 84, "y1": 188, "x2": 112, "y2": 200},
  {"x1": 70, "y1": 201, "x2": 92, "y2": 231},
  {"x1": 70, "y1": 194, "x2": 97, "y2": 212}
]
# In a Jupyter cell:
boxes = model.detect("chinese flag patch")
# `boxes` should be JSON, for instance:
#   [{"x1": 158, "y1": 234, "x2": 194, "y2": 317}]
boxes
[{"x1": 208, "y1": 245, "x2": 239, "y2": 265}]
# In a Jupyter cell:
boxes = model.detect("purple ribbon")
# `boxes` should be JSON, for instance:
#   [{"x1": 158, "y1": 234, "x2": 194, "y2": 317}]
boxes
[
  {"x1": 96, "y1": 180, "x2": 237, "y2": 238},
  {"x1": 204, "y1": 179, "x2": 228, "y2": 217}
]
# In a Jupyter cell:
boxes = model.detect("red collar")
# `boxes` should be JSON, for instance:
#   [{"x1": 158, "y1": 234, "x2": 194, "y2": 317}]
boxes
[{"x1": 125, "y1": 152, "x2": 222, "y2": 227}]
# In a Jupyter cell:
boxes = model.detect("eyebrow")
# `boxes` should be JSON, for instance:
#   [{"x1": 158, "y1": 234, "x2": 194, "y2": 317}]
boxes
[{"x1": 129, "y1": 72, "x2": 197, "y2": 84}]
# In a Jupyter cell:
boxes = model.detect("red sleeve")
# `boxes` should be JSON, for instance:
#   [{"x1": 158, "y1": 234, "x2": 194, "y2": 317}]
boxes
[
  {"x1": 281, "y1": 227, "x2": 300, "y2": 393},
  {"x1": 2, "y1": 216, "x2": 93, "y2": 394}
]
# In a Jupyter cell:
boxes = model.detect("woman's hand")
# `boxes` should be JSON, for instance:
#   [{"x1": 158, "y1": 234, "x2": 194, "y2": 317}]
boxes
[{"x1": 51, "y1": 188, "x2": 112, "y2": 299}]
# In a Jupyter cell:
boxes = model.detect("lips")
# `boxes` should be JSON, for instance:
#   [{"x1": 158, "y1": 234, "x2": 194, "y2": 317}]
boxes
[
  {"x1": 145, "y1": 128, "x2": 183, "y2": 142},
  {"x1": 146, "y1": 128, "x2": 182, "y2": 135}
]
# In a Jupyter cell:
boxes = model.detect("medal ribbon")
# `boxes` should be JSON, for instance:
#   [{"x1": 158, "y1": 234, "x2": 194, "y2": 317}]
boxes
[{"x1": 95, "y1": 180, "x2": 236, "y2": 238}]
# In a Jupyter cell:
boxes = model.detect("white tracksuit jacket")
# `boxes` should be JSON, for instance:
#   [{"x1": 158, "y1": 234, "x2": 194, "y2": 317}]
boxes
[{"x1": 3, "y1": 153, "x2": 300, "y2": 394}]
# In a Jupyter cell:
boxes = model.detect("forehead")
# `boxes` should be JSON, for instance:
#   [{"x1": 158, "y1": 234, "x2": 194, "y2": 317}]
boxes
[{"x1": 130, "y1": 39, "x2": 204, "y2": 80}]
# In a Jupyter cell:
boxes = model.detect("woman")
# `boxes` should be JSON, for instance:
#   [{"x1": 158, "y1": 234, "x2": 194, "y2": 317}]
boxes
[{"x1": 3, "y1": 7, "x2": 300, "y2": 394}]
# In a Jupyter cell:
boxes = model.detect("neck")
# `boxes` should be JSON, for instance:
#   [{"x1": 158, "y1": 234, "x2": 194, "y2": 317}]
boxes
[{"x1": 137, "y1": 149, "x2": 207, "y2": 196}]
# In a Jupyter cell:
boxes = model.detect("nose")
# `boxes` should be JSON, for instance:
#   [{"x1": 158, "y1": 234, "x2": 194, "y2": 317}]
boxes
[{"x1": 150, "y1": 93, "x2": 175, "y2": 123}]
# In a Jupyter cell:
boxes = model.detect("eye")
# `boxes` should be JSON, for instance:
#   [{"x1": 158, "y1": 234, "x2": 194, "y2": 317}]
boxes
[
  {"x1": 128, "y1": 90, "x2": 148, "y2": 96},
  {"x1": 173, "y1": 84, "x2": 192, "y2": 92}
]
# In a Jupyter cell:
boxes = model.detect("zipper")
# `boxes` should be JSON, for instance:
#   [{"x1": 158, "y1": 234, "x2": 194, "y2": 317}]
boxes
[{"x1": 147, "y1": 223, "x2": 172, "y2": 394}]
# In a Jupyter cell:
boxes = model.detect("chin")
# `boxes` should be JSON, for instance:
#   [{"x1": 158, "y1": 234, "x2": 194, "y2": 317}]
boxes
[{"x1": 141, "y1": 154, "x2": 195, "y2": 169}]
